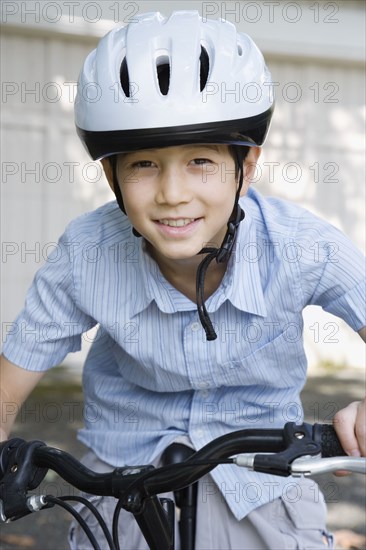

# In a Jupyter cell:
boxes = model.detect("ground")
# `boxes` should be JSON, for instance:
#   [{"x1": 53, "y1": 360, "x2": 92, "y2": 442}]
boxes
[{"x1": 0, "y1": 365, "x2": 365, "y2": 550}]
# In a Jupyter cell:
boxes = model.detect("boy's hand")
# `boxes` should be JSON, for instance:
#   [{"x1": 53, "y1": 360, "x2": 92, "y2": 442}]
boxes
[
  {"x1": 333, "y1": 399, "x2": 366, "y2": 458},
  {"x1": 0, "y1": 427, "x2": 9, "y2": 443}
]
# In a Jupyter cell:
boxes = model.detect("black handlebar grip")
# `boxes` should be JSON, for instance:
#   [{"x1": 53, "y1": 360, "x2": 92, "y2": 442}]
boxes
[
  {"x1": 313, "y1": 424, "x2": 347, "y2": 457},
  {"x1": 0, "y1": 438, "x2": 25, "y2": 478}
]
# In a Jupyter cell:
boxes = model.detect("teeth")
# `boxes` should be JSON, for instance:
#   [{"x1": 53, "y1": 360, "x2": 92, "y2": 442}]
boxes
[{"x1": 159, "y1": 218, "x2": 195, "y2": 227}]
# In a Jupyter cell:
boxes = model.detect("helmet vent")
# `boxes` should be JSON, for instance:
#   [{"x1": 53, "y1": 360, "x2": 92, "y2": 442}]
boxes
[
  {"x1": 120, "y1": 57, "x2": 130, "y2": 97},
  {"x1": 237, "y1": 44, "x2": 243, "y2": 56},
  {"x1": 156, "y1": 55, "x2": 170, "y2": 96},
  {"x1": 199, "y1": 46, "x2": 210, "y2": 91}
]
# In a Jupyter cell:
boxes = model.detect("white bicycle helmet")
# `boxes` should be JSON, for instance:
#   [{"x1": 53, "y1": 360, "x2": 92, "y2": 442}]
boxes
[
  {"x1": 75, "y1": 10, "x2": 274, "y2": 160},
  {"x1": 74, "y1": 11, "x2": 275, "y2": 341}
]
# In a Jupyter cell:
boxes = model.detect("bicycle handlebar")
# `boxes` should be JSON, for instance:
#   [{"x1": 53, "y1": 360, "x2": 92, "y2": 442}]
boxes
[
  {"x1": 0, "y1": 422, "x2": 323, "y2": 499},
  {"x1": 0, "y1": 422, "x2": 365, "y2": 539}
]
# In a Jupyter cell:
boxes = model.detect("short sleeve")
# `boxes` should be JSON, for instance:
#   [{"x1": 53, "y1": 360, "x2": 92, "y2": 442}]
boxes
[
  {"x1": 296, "y1": 211, "x2": 365, "y2": 331},
  {"x1": 2, "y1": 230, "x2": 97, "y2": 371}
]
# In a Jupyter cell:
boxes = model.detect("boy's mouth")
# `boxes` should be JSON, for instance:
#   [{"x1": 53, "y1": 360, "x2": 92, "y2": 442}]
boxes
[
  {"x1": 153, "y1": 217, "x2": 203, "y2": 237},
  {"x1": 158, "y1": 218, "x2": 197, "y2": 227}
]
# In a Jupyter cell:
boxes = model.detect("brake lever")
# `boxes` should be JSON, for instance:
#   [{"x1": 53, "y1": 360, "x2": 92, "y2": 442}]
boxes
[
  {"x1": 233, "y1": 423, "x2": 366, "y2": 477},
  {"x1": 239, "y1": 423, "x2": 322, "y2": 477},
  {"x1": 290, "y1": 456, "x2": 366, "y2": 476},
  {"x1": 0, "y1": 439, "x2": 48, "y2": 522},
  {"x1": 233, "y1": 422, "x2": 326, "y2": 476},
  {"x1": 234, "y1": 453, "x2": 366, "y2": 476}
]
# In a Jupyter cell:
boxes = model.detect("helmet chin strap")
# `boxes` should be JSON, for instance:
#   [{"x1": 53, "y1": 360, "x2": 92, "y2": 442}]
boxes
[
  {"x1": 196, "y1": 200, "x2": 244, "y2": 341},
  {"x1": 110, "y1": 153, "x2": 245, "y2": 341},
  {"x1": 111, "y1": 157, "x2": 142, "y2": 237}
]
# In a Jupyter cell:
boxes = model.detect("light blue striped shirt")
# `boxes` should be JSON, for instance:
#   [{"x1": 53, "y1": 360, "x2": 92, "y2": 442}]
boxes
[{"x1": 3, "y1": 188, "x2": 365, "y2": 519}]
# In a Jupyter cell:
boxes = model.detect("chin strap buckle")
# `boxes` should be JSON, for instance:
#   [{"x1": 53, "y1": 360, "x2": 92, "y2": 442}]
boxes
[{"x1": 216, "y1": 206, "x2": 245, "y2": 263}]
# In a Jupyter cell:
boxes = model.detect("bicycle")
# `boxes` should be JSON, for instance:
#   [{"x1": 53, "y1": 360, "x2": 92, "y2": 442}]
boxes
[{"x1": 0, "y1": 422, "x2": 365, "y2": 550}]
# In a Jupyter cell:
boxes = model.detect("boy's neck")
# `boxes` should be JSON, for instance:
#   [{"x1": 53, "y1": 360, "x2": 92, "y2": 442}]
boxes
[{"x1": 146, "y1": 242, "x2": 227, "y2": 303}]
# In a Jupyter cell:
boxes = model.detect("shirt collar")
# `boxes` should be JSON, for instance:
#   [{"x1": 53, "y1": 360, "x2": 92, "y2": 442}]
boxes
[
  {"x1": 207, "y1": 204, "x2": 267, "y2": 317},
  {"x1": 131, "y1": 239, "x2": 196, "y2": 317},
  {"x1": 130, "y1": 200, "x2": 267, "y2": 318}
]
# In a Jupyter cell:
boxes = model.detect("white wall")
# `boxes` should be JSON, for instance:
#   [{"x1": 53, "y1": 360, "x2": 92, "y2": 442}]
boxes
[{"x1": 1, "y1": 1, "x2": 365, "y2": 369}]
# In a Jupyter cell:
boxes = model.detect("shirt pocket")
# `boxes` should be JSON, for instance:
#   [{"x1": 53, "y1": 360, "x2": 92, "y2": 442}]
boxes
[{"x1": 218, "y1": 330, "x2": 307, "y2": 389}]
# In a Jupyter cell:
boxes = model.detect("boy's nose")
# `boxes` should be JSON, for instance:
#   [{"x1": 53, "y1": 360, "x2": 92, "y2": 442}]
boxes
[{"x1": 155, "y1": 167, "x2": 192, "y2": 206}]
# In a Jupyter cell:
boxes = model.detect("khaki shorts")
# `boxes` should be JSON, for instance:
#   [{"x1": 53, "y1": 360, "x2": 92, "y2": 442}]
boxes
[{"x1": 68, "y1": 451, "x2": 334, "y2": 550}]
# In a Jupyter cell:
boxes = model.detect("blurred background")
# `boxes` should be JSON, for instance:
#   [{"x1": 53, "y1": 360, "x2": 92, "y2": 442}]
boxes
[{"x1": 1, "y1": 0, "x2": 365, "y2": 371}]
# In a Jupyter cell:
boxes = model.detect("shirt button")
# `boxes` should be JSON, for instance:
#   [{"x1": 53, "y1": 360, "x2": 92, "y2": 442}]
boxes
[
  {"x1": 197, "y1": 381, "x2": 210, "y2": 389},
  {"x1": 191, "y1": 322, "x2": 200, "y2": 331},
  {"x1": 200, "y1": 390, "x2": 210, "y2": 398},
  {"x1": 195, "y1": 429, "x2": 204, "y2": 438}
]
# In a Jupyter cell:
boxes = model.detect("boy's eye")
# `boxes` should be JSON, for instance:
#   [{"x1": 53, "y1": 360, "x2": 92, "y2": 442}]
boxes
[
  {"x1": 132, "y1": 160, "x2": 156, "y2": 168},
  {"x1": 190, "y1": 158, "x2": 212, "y2": 165}
]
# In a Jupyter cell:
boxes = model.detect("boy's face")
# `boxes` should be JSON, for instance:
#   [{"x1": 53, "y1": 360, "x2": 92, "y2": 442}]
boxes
[{"x1": 103, "y1": 144, "x2": 259, "y2": 263}]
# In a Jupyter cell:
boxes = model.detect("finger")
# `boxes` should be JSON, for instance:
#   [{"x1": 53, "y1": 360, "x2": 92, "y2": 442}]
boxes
[
  {"x1": 354, "y1": 400, "x2": 366, "y2": 456},
  {"x1": 333, "y1": 471, "x2": 351, "y2": 477},
  {"x1": 333, "y1": 401, "x2": 362, "y2": 457}
]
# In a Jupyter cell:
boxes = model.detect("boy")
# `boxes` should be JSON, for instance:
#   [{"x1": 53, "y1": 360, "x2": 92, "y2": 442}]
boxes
[{"x1": 1, "y1": 11, "x2": 365, "y2": 549}]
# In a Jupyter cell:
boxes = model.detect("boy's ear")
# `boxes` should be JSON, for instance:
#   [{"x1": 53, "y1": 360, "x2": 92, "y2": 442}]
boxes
[
  {"x1": 101, "y1": 158, "x2": 115, "y2": 191},
  {"x1": 240, "y1": 147, "x2": 261, "y2": 196}
]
